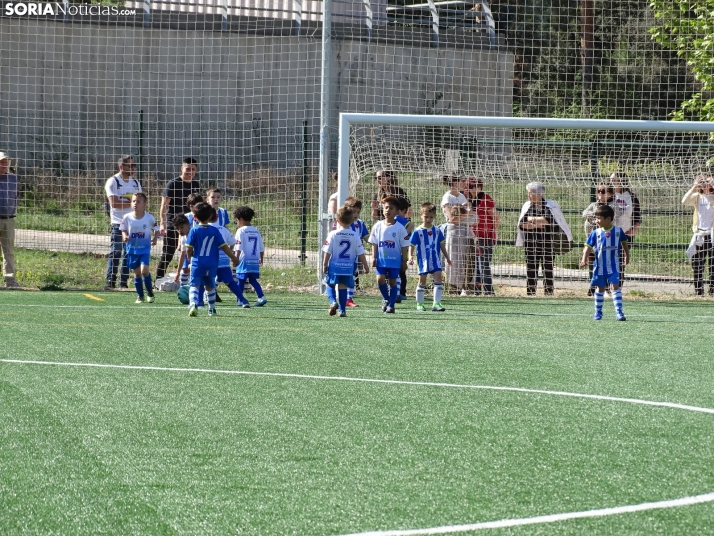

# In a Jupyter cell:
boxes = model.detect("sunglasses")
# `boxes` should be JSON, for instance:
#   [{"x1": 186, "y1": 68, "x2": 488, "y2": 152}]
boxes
[{"x1": 597, "y1": 189, "x2": 611, "y2": 194}]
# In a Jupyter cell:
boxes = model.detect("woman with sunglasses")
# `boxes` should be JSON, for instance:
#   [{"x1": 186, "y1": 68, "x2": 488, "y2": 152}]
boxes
[{"x1": 582, "y1": 184, "x2": 619, "y2": 295}]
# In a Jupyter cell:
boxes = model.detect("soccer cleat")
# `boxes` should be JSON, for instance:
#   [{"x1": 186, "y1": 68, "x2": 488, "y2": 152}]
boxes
[
  {"x1": 593, "y1": 312, "x2": 603, "y2": 320},
  {"x1": 395, "y1": 295, "x2": 402, "y2": 304},
  {"x1": 135, "y1": 296, "x2": 145, "y2": 304},
  {"x1": 189, "y1": 304, "x2": 198, "y2": 317},
  {"x1": 208, "y1": 308, "x2": 218, "y2": 317},
  {"x1": 416, "y1": 303, "x2": 427, "y2": 312},
  {"x1": 616, "y1": 314, "x2": 627, "y2": 321},
  {"x1": 432, "y1": 302, "x2": 446, "y2": 312},
  {"x1": 146, "y1": 295, "x2": 155, "y2": 303},
  {"x1": 329, "y1": 303, "x2": 338, "y2": 316},
  {"x1": 346, "y1": 298, "x2": 359, "y2": 308},
  {"x1": 338, "y1": 310, "x2": 347, "y2": 318},
  {"x1": 240, "y1": 301, "x2": 251, "y2": 309},
  {"x1": 254, "y1": 297, "x2": 268, "y2": 307},
  {"x1": 381, "y1": 299, "x2": 389, "y2": 312},
  {"x1": 385, "y1": 306, "x2": 396, "y2": 314}
]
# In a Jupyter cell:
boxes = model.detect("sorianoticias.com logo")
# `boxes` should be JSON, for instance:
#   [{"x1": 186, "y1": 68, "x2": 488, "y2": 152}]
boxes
[{"x1": 4, "y1": 3, "x2": 136, "y2": 16}]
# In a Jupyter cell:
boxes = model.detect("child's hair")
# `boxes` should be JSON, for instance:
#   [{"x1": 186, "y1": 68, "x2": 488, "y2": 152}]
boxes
[
  {"x1": 343, "y1": 196, "x2": 363, "y2": 210},
  {"x1": 442, "y1": 174, "x2": 460, "y2": 187},
  {"x1": 187, "y1": 193, "x2": 204, "y2": 208},
  {"x1": 193, "y1": 202, "x2": 215, "y2": 223},
  {"x1": 132, "y1": 192, "x2": 147, "y2": 202},
  {"x1": 381, "y1": 196, "x2": 399, "y2": 209},
  {"x1": 396, "y1": 196, "x2": 410, "y2": 212},
  {"x1": 336, "y1": 206, "x2": 354, "y2": 226},
  {"x1": 449, "y1": 205, "x2": 468, "y2": 220},
  {"x1": 172, "y1": 214, "x2": 189, "y2": 228},
  {"x1": 420, "y1": 202, "x2": 437, "y2": 215},
  {"x1": 206, "y1": 186, "x2": 222, "y2": 197},
  {"x1": 595, "y1": 204, "x2": 615, "y2": 220},
  {"x1": 233, "y1": 205, "x2": 255, "y2": 222}
]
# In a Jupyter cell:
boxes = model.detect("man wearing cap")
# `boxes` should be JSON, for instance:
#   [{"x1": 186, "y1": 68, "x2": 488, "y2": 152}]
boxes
[
  {"x1": 0, "y1": 152, "x2": 20, "y2": 288},
  {"x1": 104, "y1": 155, "x2": 142, "y2": 290}
]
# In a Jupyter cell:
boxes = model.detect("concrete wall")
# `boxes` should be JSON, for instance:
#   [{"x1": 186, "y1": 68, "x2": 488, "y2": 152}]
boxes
[{"x1": 0, "y1": 18, "x2": 512, "y2": 181}]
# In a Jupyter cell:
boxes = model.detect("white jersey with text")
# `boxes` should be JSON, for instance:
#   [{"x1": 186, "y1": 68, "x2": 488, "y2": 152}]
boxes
[
  {"x1": 119, "y1": 212, "x2": 157, "y2": 255},
  {"x1": 368, "y1": 220, "x2": 409, "y2": 269},
  {"x1": 323, "y1": 228, "x2": 365, "y2": 276},
  {"x1": 235, "y1": 225, "x2": 265, "y2": 274}
]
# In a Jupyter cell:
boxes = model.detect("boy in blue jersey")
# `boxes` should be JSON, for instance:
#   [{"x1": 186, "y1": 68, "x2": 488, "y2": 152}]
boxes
[
  {"x1": 207, "y1": 187, "x2": 230, "y2": 228},
  {"x1": 408, "y1": 203, "x2": 452, "y2": 312},
  {"x1": 368, "y1": 196, "x2": 410, "y2": 314},
  {"x1": 323, "y1": 206, "x2": 370, "y2": 317},
  {"x1": 579, "y1": 205, "x2": 630, "y2": 321},
  {"x1": 395, "y1": 197, "x2": 414, "y2": 302},
  {"x1": 233, "y1": 205, "x2": 268, "y2": 308},
  {"x1": 343, "y1": 197, "x2": 370, "y2": 307},
  {"x1": 185, "y1": 203, "x2": 239, "y2": 317},
  {"x1": 120, "y1": 193, "x2": 159, "y2": 303},
  {"x1": 171, "y1": 214, "x2": 191, "y2": 286}
]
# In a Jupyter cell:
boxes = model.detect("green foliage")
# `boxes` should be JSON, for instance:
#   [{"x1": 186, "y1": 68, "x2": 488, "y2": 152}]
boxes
[{"x1": 650, "y1": 0, "x2": 714, "y2": 121}]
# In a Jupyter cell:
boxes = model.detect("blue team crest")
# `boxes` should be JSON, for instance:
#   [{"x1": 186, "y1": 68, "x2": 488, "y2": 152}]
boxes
[
  {"x1": 392, "y1": 232, "x2": 396, "y2": 237},
  {"x1": 143, "y1": 224, "x2": 147, "y2": 229}
]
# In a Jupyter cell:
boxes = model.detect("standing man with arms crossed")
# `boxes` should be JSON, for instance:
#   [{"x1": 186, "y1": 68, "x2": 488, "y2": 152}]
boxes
[
  {"x1": 0, "y1": 152, "x2": 20, "y2": 288},
  {"x1": 156, "y1": 157, "x2": 201, "y2": 280},
  {"x1": 104, "y1": 155, "x2": 142, "y2": 290}
]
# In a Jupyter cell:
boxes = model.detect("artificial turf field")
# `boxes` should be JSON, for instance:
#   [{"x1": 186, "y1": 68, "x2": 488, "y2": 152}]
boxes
[{"x1": 1, "y1": 290, "x2": 713, "y2": 535}]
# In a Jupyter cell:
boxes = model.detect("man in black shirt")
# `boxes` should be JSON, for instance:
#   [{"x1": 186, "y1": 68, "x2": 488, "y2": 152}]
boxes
[
  {"x1": 156, "y1": 157, "x2": 201, "y2": 279},
  {"x1": 518, "y1": 183, "x2": 555, "y2": 296}
]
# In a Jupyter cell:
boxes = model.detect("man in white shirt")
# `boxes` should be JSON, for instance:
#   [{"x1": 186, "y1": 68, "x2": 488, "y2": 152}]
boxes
[{"x1": 104, "y1": 155, "x2": 142, "y2": 290}]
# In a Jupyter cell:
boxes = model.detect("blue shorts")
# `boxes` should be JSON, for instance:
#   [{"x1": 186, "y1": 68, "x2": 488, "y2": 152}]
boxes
[
  {"x1": 375, "y1": 266, "x2": 400, "y2": 279},
  {"x1": 127, "y1": 252, "x2": 150, "y2": 270},
  {"x1": 181, "y1": 256, "x2": 189, "y2": 270},
  {"x1": 590, "y1": 272, "x2": 620, "y2": 288},
  {"x1": 190, "y1": 262, "x2": 218, "y2": 288},
  {"x1": 236, "y1": 272, "x2": 260, "y2": 281},
  {"x1": 325, "y1": 274, "x2": 354, "y2": 287},
  {"x1": 216, "y1": 266, "x2": 235, "y2": 285}
]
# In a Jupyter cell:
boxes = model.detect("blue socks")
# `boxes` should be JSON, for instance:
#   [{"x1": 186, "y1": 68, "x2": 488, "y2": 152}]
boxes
[
  {"x1": 134, "y1": 277, "x2": 144, "y2": 298},
  {"x1": 338, "y1": 288, "x2": 348, "y2": 312},
  {"x1": 388, "y1": 285, "x2": 398, "y2": 307},
  {"x1": 143, "y1": 274, "x2": 153, "y2": 297},
  {"x1": 326, "y1": 285, "x2": 337, "y2": 305},
  {"x1": 378, "y1": 283, "x2": 389, "y2": 301}
]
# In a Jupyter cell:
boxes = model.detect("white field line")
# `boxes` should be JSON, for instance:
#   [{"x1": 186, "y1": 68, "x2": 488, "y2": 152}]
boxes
[
  {"x1": 336, "y1": 492, "x2": 714, "y2": 536},
  {"x1": 3, "y1": 359, "x2": 714, "y2": 533},
  {"x1": 2, "y1": 359, "x2": 714, "y2": 415}
]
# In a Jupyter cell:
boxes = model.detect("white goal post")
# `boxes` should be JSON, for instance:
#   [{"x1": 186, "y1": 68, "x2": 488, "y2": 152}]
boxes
[{"x1": 329, "y1": 113, "x2": 714, "y2": 296}]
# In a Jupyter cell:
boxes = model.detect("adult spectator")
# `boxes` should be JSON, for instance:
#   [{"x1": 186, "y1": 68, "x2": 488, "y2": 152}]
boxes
[
  {"x1": 0, "y1": 152, "x2": 20, "y2": 288},
  {"x1": 370, "y1": 170, "x2": 411, "y2": 221},
  {"x1": 440, "y1": 174, "x2": 468, "y2": 222},
  {"x1": 465, "y1": 177, "x2": 499, "y2": 295},
  {"x1": 682, "y1": 174, "x2": 714, "y2": 296},
  {"x1": 610, "y1": 171, "x2": 641, "y2": 287},
  {"x1": 515, "y1": 182, "x2": 572, "y2": 296},
  {"x1": 156, "y1": 157, "x2": 201, "y2": 280},
  {"x1": 104, "y1": 155, "x2": 142, "y2": 290}
]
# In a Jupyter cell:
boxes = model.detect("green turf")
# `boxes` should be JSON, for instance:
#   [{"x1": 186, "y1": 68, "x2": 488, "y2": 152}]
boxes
[{"x1": 1, "y1": 292, "x2": 713, "y2": 535}]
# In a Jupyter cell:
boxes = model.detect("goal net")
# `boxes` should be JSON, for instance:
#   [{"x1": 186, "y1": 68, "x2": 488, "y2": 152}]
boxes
[{"x1": 341, "y1": 114, "x2": 714, "y2": 297}]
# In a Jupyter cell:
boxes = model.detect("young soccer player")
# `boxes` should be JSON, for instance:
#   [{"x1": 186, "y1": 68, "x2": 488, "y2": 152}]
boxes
[
  {"x1": 343, "y1": 196, "x2": 370, "y2": 307},
  {"x1": 206, "y1": 187, "x2": 230, "y2": 227},
  {"x1": 173, "y1": 193, "x2": 204, "y2": 287},
  {"x1": 395, "y1": 197, "x2": 414, "y2": 302},
  {"x1": 408, "y1": 202, "x2": 452, "y2": 312},
  {"x1": 322, "y1": 206, "x2": 369, "y2": 317},
  {"x1": 119, "y1": 193, "x2": 159, "y2": 303},
  {"x1": 233, "y1": 205, "x2": 268, "y2": 308},
  {"x1": 171, "y1": 213, "x2": 191, "y2": 285},
  {"x1": 579, "y1": 205, "x2": 630, "y2": 321},
  {"x1": 368, "y1": 196, "x2": 410, "y2": 314},
  {"x1": 185, "y1": 203, "x2": 239, "y2": 317}
]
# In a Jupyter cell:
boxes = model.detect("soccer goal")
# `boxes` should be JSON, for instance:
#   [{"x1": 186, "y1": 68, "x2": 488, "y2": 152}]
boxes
[{"x1": 334, "y1": 113, "x2": 714, "y2": 296}]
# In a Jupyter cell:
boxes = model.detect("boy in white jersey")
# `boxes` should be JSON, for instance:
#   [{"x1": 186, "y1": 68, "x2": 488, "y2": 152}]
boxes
[
  {"x1": 579, "y1": 205, "x2": 630, "y2": 321},
  {"x1": 343, "y1": 196, "x2": 370, "y2": 307},
  {"x1": 119, "y1": 193, "x2": 158, "y2": 303},
  {"x1": 323, "y1": 206, "x2": 369, "y2": 317},
  {"x1": 368, "y1": 196, "x2": 410, "y2": 314},
  {"x1": 174, "y1": 193, "x2": 203, "y2": 288},
  {"x1": 408, "y1": 203, "x2": 452, "y2": 312},
  {"x1": 233, "y1": 205, "x2": 268, "y2": 307}
]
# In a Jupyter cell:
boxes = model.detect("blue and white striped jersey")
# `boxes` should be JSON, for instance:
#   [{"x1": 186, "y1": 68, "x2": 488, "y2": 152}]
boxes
[
  {"x1": 586, "y1": 226, "x2": 629, "y2": 276},
  {"x1": 409, "y1": 225, "x2": 445, "y2": 274},
  {"x1": 350, "y1": 219, "x2": 369, "y2": 241},
  {"x1": 216, "y1": 207, "x2": 230, "y2": 228},
  {"x1": 185, "y1": 224, "x2": 227, "y2": 268},
  {"x1": 217, "y1": 226, "x2": 237, "y2": 268}
]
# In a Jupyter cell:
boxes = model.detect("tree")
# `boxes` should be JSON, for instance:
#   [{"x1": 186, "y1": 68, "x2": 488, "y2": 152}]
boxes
[{"x1": 650, "y1": 0, "x2": 714, "y2": 121}]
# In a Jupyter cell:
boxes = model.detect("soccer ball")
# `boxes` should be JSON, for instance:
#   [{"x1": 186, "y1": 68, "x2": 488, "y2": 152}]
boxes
[{"x1": 177, "y1": 285, "x2": 190, "y2": 305}]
